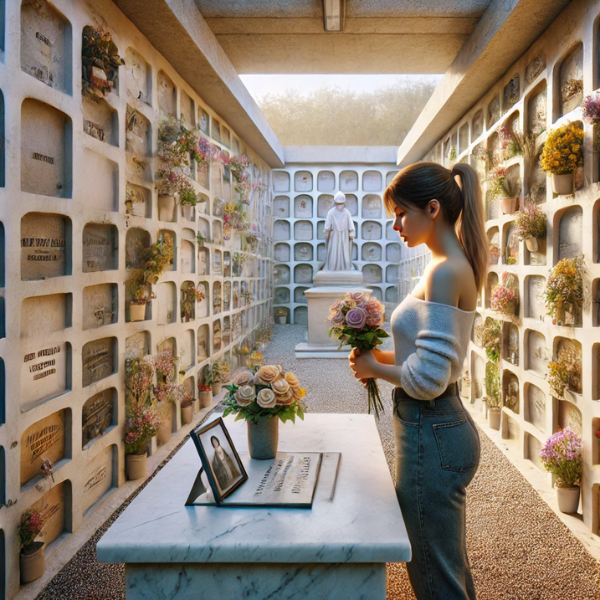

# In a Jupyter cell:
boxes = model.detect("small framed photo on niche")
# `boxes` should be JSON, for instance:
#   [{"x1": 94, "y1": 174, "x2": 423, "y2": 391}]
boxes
[{"x1": 191, "y1": 417, "x2": 247, "y2": 502}]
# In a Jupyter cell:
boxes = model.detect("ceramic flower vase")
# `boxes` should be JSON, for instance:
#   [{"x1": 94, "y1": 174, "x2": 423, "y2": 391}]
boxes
[
  {"x1": 182, "y1": 204, "x2": 194, "y2": 221},
  {"x1": 556, "y1": 486, "x2": 580, "y2": 513},
  {"x1": 552, "y1": 173, "x2": 573, "y2": 196},
  {"x1": 247, "y1": 417, "x2": 279, "y2": 460},
  {"x1": 126, "y1": 453, "x2": 147, "y2": 481},
  {"x1": 20, "y1": 542, "x2": 45, "y2": 583},
  {"x1": 525, "y1": 237, "x2": 539, "y2": 253},
  {"x1": 488, "y1": 408, "x2": 501, "y2": 430},
  {"x1": 501, "y1": 197, "x2": 518, "y2": 215},
  {"x1": 158, "y1": 195, "x2": 175, "y2": 221},
  {"x1": 129, "y1": 301, "x2": 146, "y2": 322}
]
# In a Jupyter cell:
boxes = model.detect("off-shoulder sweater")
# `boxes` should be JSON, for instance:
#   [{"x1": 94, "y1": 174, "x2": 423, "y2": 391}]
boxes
[{"x1": 390, "y1": 294, "x2": 476, "y2": 401}]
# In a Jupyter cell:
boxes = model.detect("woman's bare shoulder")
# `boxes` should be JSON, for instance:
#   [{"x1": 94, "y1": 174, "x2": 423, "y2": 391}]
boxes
[{"x1": 423, "y1": 258, "x2": 477, "y2": 310}]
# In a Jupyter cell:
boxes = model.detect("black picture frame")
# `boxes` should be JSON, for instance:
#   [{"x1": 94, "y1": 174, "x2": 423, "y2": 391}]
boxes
[{"x1": 190, "y1": 417, "x2": 247, "y2": 503}]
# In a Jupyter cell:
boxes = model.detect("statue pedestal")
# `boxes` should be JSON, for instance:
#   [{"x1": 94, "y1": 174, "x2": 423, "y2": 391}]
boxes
[{"x1": 295, "y1": 270, "x2": 370, "y2": 359}]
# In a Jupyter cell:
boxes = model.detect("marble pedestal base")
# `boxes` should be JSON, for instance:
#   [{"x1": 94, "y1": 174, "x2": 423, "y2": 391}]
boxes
[
  {"x1": 126, "y1": 562, "x2": 385, "y2": 600},
  {"x1": 295, "y1": 285, "x2": 372, "y2": 359}
]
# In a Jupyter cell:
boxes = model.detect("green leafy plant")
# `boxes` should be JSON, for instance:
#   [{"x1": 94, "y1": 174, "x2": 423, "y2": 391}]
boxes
[
  {"x1": 178, "y1": 185, "x2": 198, "y2": 206},
  {"x1": 485, "y1": 361, "x2": 501, "y2": 409}
]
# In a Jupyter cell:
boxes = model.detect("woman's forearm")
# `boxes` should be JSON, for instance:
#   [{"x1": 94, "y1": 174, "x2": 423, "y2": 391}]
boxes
[
  {"x1": 371, "y1": 362, "x2": 403, "y2": 387},
  {"x1": 372, "y1": 349, "x2": 396, "y2": 365}
]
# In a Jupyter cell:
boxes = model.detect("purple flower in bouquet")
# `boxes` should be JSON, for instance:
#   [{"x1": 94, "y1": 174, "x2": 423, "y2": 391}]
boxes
[
  {"x1": 346, "y1": 307, "x2": 367, "y2": 329},
  {"x1": 540, "y1": 428, "x2": 582, "y2": 488}
]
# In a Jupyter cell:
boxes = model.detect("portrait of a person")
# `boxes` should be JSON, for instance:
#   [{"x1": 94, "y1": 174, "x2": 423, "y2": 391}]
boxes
[{"x1": 210, "y1": 435, "x2": 240, "y2": 491}]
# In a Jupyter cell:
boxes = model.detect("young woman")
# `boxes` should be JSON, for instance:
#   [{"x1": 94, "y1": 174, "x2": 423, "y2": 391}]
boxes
[{"x1": 349, "y1": 162, "x2": 487, "y2": 600}]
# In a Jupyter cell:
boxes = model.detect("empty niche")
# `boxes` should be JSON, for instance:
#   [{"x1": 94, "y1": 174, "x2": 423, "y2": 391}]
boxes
[
  {"x1": 180, "y1": 90, "x2": 195, "y2": 127},
  {"x1": 21, "y1": 99, "x2": 72, "y2": 197},
  {"x1": 556, "y1": 338, "x2": 583, "y2": 395},
  {"x1": 180, "y1": 330, "x2": 195, "y2": 369},
  {"x1": 558, "y1": 43, "x2": 583, "y2": 117},
  {"x1": 317, "y1": 195, "x2": 334, "y2": 218},
  {"x1": 197, "y1": 324, "x2": 209, "y2": 361},
  {"x1": 82, "y1": 150, "x2": 118, "y2": 211},
  {"x1": 294, "y1": 171, "x2": 312, "y2": 192},
  {"x1": 197, "y1": 216, "x2": 210, "y2": 243},
  {"x1": 211, "y1": 118, "x2": 221, "y2": 143},
  {"x1": 82, "y1": 444, "x2": 116, "y2": 516},
  {"x1": 158, "y1": 230, "x2": 176, "y2": 271},
  {"x1": 125, "y1": 47, "x2": 151, "y2": 104},
  {"x1": 558, "y1": 400, "x2": 582, "y2": 436},
  {"x1": 274, "y1": 243, "x2": 290, "y2": 262},
  {"x1": 294, "y1": 306, "x2": 308, "y2": 325},
  {"x1": 294, "y1": 195, "x2": 313, "y2": 218},
  {"x1": 27, "y1": 480, "x2": 70, "y2": 551},
  {"x1": 126, "y1": 183, "x2": 151, "y2": 218},
  {"x1": 317, "y1": 243, "x2": 326, "y2": 262},
  {"x1": 21, "y1": 213, "x2": 70, "y2": 280},
  {"x1": 198, "y1": 107, "x2": 209, "y2": 134},
  {"x1": 21, "y1": 409, "x2": 69, "y2": 487},
  {"x1": 213, "y1": 281, "x2": 222, "y2": 315},
  {"x1": 294, "y1": 220, "x2": 313, "y2": 241},
  {"x1": 362, "y1": 264, "x2": 382, "y2": 283},
  {"x1": 362, "y1": 195, "x2": 382, "y2": 219},
  {"x1": 213, "y1": 319, "x2": 221, "y2": 351},
  {"x1": 503, "y1": 75, "x2": 520, "y2": 113},
  {"x1": 362, "y1": 221, "x2": 382, "y2": 240},
  {"x1": 458, "y1": 122, "x2": 469, "y2": 152},
  {"x1": 317, "y1": 171, "x2": 335, "y2": 192},
  {"x1": 294, "y1": 287, "x2": 308, "y2": 304},
  {"x1": 157, "y1": 70, "x2": 176, "y2": 116},
  {"x1": 196, "y1": 283, "x2": 209, "y2": 318},
  {"x1": 338, "y1": 170, "x2": 357, "y2": 192},
  {"x1": 21, "y1": 293, "x2": 72, "y2": 338},
  {"x1": 485, "y1": 272, "x2": 498, "y2": 309},
  {"x1": 385, "y1": 265, "x2": 398, "y2": 284},
  {"x1": 488, "y1": 227, "x2": 500, "y2": 265},
  {"x1": 386, "y1": 243, "x2": 401, "y2": 263},
  {"x1": 82, "y1": 224, "x2": 117, "y2": 272},
  {"x1": 502, "y1": 222, "x2": 519, "y2": 265},
  {"x1": 502, "y1": 370, "x2": 519, "y2": 414},
  {"x1": 526, "y1": 81, "x2": 547, "y2": 136},
  {"x1": 274, "y1": 220, "x2": 290, "y2": 241},
  {"x1": 525, "y1": 275, "x2": 546, "y2": 320},
  {"x1": 274, "y1": 287, "x2": 290, "y2": 305},
  {"x1": 363, "y1": 171, "x2": 382, "y2": 192},
  {"x1": 386, "y1": 222, "x2": 397, "y2": 241},
  {"x1": 82, "y1": 388, "x2": 116, "y2": 448},
  {"x1": 386, "y1": 286, "x2": 398, "y2": 304},
  {"x1": 524, "y1": 433, "x2": 544, "y2": 471},
  {"x1": 181, "y1": 239, "x2": 195, "y2": 273},
  {"x1": 273, "y1": 196, "x2": 290, "y2": 218},
  {"x1": 157, "y1": 281, "x2": 176, "y2": 324},
  {"x1": 369, "y1": 287, "x2": 383, "y2": 301},
  {"x1": 223, "y1": 281, "x2": 231, "y2": 311},
  {"x1": 294, "y1": 243, "x2": 313, "y2": 261},
  {"x1": 525, "y1": 383, "x2": 546, "y2": 432},
  {"x1": 82, "y1": 97, "x2": 117, "y2": 145},
  {"x1": 472, "y1": 110, "x2": 484, "y2": 139},
  {"x1": 558, "y1": 206, "x2": 583, "y2": 260},
  {"x1": 273, "y1": 171, "x2": 290, "y2": 193},
  {"x1": 294, "y1": 264, "x2": 313, "y2": 284},
  {"x1": 82, "y1": 337, "x2": 116, "y2": 387},
  {"x1": 487, "y1": 95, "x2": 500, "y2": 126},
  {"x1": 362, "y1": 242, "x2": 382, "y2": 262},
  {"x1": 21, "y1": 0, "x2": 71, "y2": 93},
  {"x1": 526, "y1": 330, "x2": 549, "y2": 375},
  {"x1": 273, "y1": 264, "x2": 290, "y2": 285},
  {"x1": 125, "y1": 105, "x2": 151, "y2": 182},
  {"x1": 198, "y1": 247, "x2": 209, "y2": 276}
]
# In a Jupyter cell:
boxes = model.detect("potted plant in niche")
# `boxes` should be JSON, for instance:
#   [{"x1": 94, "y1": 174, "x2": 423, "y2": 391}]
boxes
[
  {"x1": 125, "y1": 270, "x2": 156, "y2": 322},
  {"x1": 81, "y1": 25, "x2": 125, "y2": 98},
  {"x1": 276, "y1": 308, "x2": 288, "y2": 325},
  {"x1": 544, "y1": 256, "x2": 584, "y2": 327},
  {"x1": 152, "y1": 349, "x2": 182, "y2": 445},
  {"x1": 484, "y1": 361, "x2": 502, "y2": 430},
  {"x1": 198, "y1": 379, "x2": 213, "y2": 409},
  {"x1": 179, "y1": 184, "x2": 198, "y2": 221},
  {"x1": 181, "y1": 283, "x2": 206, "y2": 322},
  {"x1": 491, "y1": 272, "x2": 519, "y2": 317},
  {"x1": 488, "y1": 165, "x2": 521, "y2": 214},
  {"x1": 514, "y1": 200, "x2": 547, "y2": 253},
  {"x1": 223, "y1": 365, "x2": 306, "y2": 459},
  {"x1": 540, "y1": 122, "x2": 584, "y2": 195},
  {"x1": 18, "y1": 508, "x2": 49, "y2": 583},
  {"x1": 211, "y1": 359, "x2": 230, "y2": 396},
  {"x1": 475, "y1": 318, "x2": 501, "y2": 363},
  {"x1": 181, "y1": 394, "x2": 195, "y2": 425},
  {"x1": 541, "y1": 429, "x2": 583, "y2": 513}
]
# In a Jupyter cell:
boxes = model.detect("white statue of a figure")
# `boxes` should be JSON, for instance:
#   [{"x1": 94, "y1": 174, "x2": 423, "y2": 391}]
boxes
[{"x1": 323, "y1": 192, "x2": 355, "y2": 271}]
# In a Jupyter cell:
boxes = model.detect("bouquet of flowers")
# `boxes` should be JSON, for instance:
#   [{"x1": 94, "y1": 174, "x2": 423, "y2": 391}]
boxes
[
  {"x1": 540, "y1": 122, "x2": 584, "y2": 175},
  {"x1": 223, "y1": 365, "x2": 306, "y2": 423},
  {"x1": 124, "y1": 403, "x2": 162, "y2": 455},
  {"x1": 328, "y1": 292, "x2": 389, "y2": 418},
  {"x1": 18, "y1": 508, "x2": 51, "y2": 554},
  {"x1": 540, "y1": 429, "x2": 582, "y2": 488},
  {"x1": 544, "y1": 256, "x2": 584, "y2": 318}
]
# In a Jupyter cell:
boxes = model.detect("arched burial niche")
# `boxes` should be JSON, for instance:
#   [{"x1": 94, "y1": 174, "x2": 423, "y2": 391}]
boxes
[
  {"x1": 275, "y1": 287, "x2": 290, "y2": 305},
  {"x1": 317, "y1": 194, "x2": 334, "y2": 218},
  {"x1": 180, "y1": 236, "x2": 195, "y2": 274},
  {"x1": 472, "y1": 110, "x2": 484, "y2": 139},
  {"x1": 82, "y1": 96, "x2": 118, "y2": 146},
  {"x1": 294, "y1": 220, "x2": 313, "y2": 241},
  {"x1": 125, "y1": 104, "x2": 151, "y2": 183},
  {"x1": 362, "y1": 171, "x2": 382, "y2": 192},
  {"x1": 485, "y1": 272, "x2": 498, "y2": 309},
  {"x1": 82, "y1": 224, "x2": 118, "y2": 272},
  {"x1": 126, "y1": 183, "x2": 151, "y2": 218},
  {"x1": 21, "y1": 0, "x2": 71, "y2": 93},
  {"x1": 294, "y1": 264, "x2": 313, "y2": 285},
  {"x1": 525, "y1": 275, "x2": 546, "y2": 321},
  {"x1": 362, "y1": 264, "x2": 382, "y2": 284},
  {"x1": 488, "y1": 227, "x2": 500, "y2": 266},
  {"x1": 526, "y1": 330, "x2": 549, "y2": 376},
  {"x1": 555, "y1": 338, "x2": 583, "y2": 396},
  {"x1": 197, "y1": 324, "x2": 210, "y2": 361},
  {"x1": 82, "y1": 388, "x2": 117, "y2": 448},
  {"x1": 273, "y1": 196, "x2": 290, "y2": 218},
  {"x1": 273, "y1": 220, "x2": 290, "y2": 241},
  {"x1": 525, "y1": 383, "x2": 546, "y2": 433},
  {"x1": 558, "y1": 43, "x2": 583, "y2": 118},
  {"x1": 362, "y1": 242, "x2": 382, "y2": 262},
  {"x1": 502, "y1": 74, "x2": 520, "y2": 113},
  {"x1": 157, "y1": 281, "x2": 176, "y2": 325},
  {"x1": 213, "y1": 281, "x2": 222, "y2": 315},
  {"x1": 82, "y1": 444, "x2": 117, "y2": 517},
  {"x1": 294, "y1": 195, "x2": 313, "y2": 218},
  {"x1": 524, "y1": 432, "x2": 544, "y2": 472},
  {"x1": 273, "y1": 264, "x2": 290, "y2": 285},
  {"x1": 527, "y1": 80, "x2": 547, "y2": 137},
  {"x1": 273, "y1": 171, "x2": 290, "y2": 193},
  {"x1": 213, "y1": 319, "x2": 222, "y2": 352},
  {"x1": 294, "y1": 243, "x2": 312, "y2": 262},
  {"x1": 25, "y1": 480, "x2": 70, "y2": 550},
  {"x1": 82, "y1": 337, "x2": 117, "y2": 387},
  {"x1": 157, "y1": 70, "x2": 176, "y2": 116},
  {"x1": 362, "y1": 195, "x2": 382, "y2": 219},
  {"x1": 21, "y1": 99, "x2": 72, "y2": 197},
  {"x1": 274, "y1": 243, "x2": 290, "y2": 262},
  {"x1": 502, "y1": 371, "x2": 519, "y2": 414},
  {"x1": 125, "y1": 47, "x2": 151, "y2": 104},
  {"x1": 294, "y1": 306, "x2": 308, "y2": 326},
  {"x1": 340, "y1": 170, "x2": 358, "y2": 192},
  {"x1": 294, "y1": 170, "x2": 312, "y2": 192},
  {"x1": 361, "y1": 221, "x2": 382, "y2": 240},
  {"x1": 317, "y1": 171, "x2": 335, "y2": 192},
  {"x1": 557, "y1": 205, "x2": 583, "y2": 261},
  {"x1": 180, "y1": 91, "x2": 195, "y2": 127}
]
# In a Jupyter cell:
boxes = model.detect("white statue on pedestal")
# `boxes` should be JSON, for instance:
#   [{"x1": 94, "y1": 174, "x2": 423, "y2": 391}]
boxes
[{"x1": 323, "y1": 192, "x2": 355, "y2": 271}]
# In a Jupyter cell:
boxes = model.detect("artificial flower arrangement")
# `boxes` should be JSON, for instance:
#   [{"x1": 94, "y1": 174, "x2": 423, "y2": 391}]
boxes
[
  {"x1": 222, "y1": 365, "x2": 306, "y2": 424},
  {"x1": 540, "y1": 429, "x2": 582, "y2": 488},
  {"x1": 491, "y1": 272, "x2": 519, "y2": 316},
  {"x1": 514, "y1": 201, "x2": 547, "y2": 242},
  {"x1": 328, "y1": 292, "x2": 389, "y2": 418},
  {"x1": 582, "y1": 92, "x2": 600, "y2": 125},
  {"x1": 181, "y1": 283, "x2": 206, "y2": 322},
  {"x1": 228, "y1": 154, "x2": 251, "y2": 202},
  {"x1": 544, "y1": 256, "x2": 584, "y2": 322},
  {"x1": 499, "y1": 124, "x2": 525, "y2": 159},
  {"x1": 547, "y1": 360, "x2": 570, "y2": 399},
  {"x1": 18, "y1": 508, "x2": 49, "y2": 555},
  {"x1": 540, "y1": 122, "x2": 584, "y2": 175},
  {"x1": 81, "y1": 25, "x2": 125, "y2": 98},
  {"x1": 474, "y1": 317, "x2": 501, "y2": 363},
  {"x1": 484, "y1": 361, "x2": 501, "y2": 409},
  {"x1": 487, "y1": 165, "x2": 521, "y2": 200}
]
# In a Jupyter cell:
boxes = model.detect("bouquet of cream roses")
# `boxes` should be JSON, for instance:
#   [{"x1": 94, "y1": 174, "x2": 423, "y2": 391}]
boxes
[{"x1": 222, "y1": 365, "x2": 306, "y2": 423}]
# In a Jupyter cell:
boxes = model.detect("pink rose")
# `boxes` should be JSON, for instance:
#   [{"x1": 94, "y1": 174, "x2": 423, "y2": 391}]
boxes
[
  {"x1": 366, "y1": 314, "x2": 385, "y2": 327},
  {"x1": 328, "y1": 309, "x2": 345, "y2": 325},
  {"x1": 346, "y1": 307, "x2": 367, "y2": 329},
  {"x1": 348, "y1": 292, "x2": 366, "y2": 303},
  {"x1": 330, "y1": 299, "x2": 342, "y2": 312}
]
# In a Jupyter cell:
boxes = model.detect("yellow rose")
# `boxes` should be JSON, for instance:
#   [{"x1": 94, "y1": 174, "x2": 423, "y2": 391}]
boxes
[
  {"x1": 257, "y1": 388, "x2": 277, "y2": 408},
  {"x1": 285, "y1": 372, "x2": 300, "y2": 389},
  {"x1": 275, "y1": 389, "x2": 294, "y2": 405},
  {"x1": 257, "y1": 365, "x2": 282, "y2": 384},
  {"x1": 292, "y1": 386, "x2": 307, "y2": 400},
  {"x1": 235, "y1": 385, "x2": 256, "y2": 406},
  {"x1": 272, "y1": 378, "x2": 291, "y2": 395}
]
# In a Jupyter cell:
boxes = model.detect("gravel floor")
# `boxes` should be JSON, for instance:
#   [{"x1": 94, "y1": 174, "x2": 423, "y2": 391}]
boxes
[{"x1": 36, "y1": 324, "x2": 600, "y2": 600}]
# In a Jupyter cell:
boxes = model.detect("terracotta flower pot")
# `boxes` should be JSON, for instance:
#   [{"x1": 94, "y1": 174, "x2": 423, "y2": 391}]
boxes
[
  {"x1": 129, "y1": 301, "x2": 146, "y2": 322},
  {"x1": 158, "y1": 194, "x2": 175, "y2": 221},
  {"x1": 556, "y1": 486, "x2": 580, "y2": 513},
  {"x1": 156, "y1": 410, "x2": 172, "y2": 445},
  {"x1": 181, "y1": 404, "x2": 194, "y2": 425},
  {"x1": 20, "y1": 542, "x2": 45, "y2": 583},
  {"x1": 182, "y1": 204, "x2": 194, "y2": 221},
  {"x1": 552, "y1": 173, "x2": 573, "y2": 196},
  {"x1": 488, "y1": 408, "x2": 501, "y2": 430},
  {"x1": 525, "y1": 237, "x2": 539, "y2": 253},
  {"x1": 126, "y1": 453, "x2": 147, "y2": 481},
  {"x1": 555, "y1": 304, "x2": 566, "y2": 327},
  {"x1": 501, "y1": 197, "x2": 518, "y2": 215},
  {"x1": 247, "y1": 417, "x2": 279, "y2": 460},
  {"x1": 211, "y1": 382, "x2": 222, "y2": 396},
  {"x1": 198, "y1": 390, "x2": 213, "y2": 409}
]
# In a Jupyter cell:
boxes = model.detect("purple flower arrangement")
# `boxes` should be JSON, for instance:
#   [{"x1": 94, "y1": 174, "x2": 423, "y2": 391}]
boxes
[
  {"x1": 582, "y1": 93, "x2": 600, "y2": 125},
  {"x1": 540, "y1": 428, "x2": 583, "y2": 488}
]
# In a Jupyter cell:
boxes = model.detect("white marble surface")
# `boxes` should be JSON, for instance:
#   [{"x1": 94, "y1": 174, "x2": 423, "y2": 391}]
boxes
[{"x1": 97, "y1": 413, "x2": 410, "y2": 564}]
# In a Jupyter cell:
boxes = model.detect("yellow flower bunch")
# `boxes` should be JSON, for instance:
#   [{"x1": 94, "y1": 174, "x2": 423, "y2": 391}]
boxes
[{"x1": 540, "y1": 122, "x2": 584, "y2": 175}]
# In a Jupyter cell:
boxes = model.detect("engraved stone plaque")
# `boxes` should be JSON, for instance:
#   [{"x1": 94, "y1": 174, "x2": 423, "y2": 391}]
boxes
[
  {"x1": 82, "y1": 338, "x2": 116, "y2": 387},
  {"x1": 362, "y1": 195, "x2": 382, "y2": 219},
  {"x1": 274, "y1": 243, "x2": 290, "y2": 262},
  {"x1": 21, "y1": 410, "x2": 66, "y2": 486},
  {"x1": 526, "y1": 384, "x2": 546, "y2": 432},
  {"x1": 83, "y1": 224, "x2": 117, "y2": 272},
  {"x1": 362, "y1": 171, "x2": 382, "y2": 192},
  {"x1": 21, "y1": 293, "x2": 69, "y2": 338},
  {"x1": 82, "y1": 284, "x2": 117, "y2": 330},
  {"x1": 294, "y1": 171, "x2": 312, "y2": 192},
  {"x1": 361, "y1": 221, "x2": 382, "y2": 240},
  {"x1": 125, "y1": 105, "x2": 151, "y2": 181},
  {"x1": 158, "y1": 70, "x2": 176, "y2": 116},
  {"x1": 274, "y1": 196, "x2": 290, "y2": 218},
  {"x1": 558, "y1": 206, "x2": 583, "y2": 260},
  {"x1": 294, "y1": 243, "x2": 313, "y2": 261},
  {"x1": 294, "y1": 221, "x2": 313, "y2": 241},
  {"x1": 21, "y1": 342, "x2": 68, "y2": 408},
  {"x1": 340, "y1": 170, "x2": 358, "y2": 192},
  {"x1": 83, "y1": 97, "x2": 117, "y2": 145},
  {"x1": 273, "y1": 171, "x2": 290, "y2": 193},
  {"x1": 294, "y1": 195, "x2": 313, "y2": 218},
  {"x1": 82, "y1": 445, "x2": 114, "y2": 513},
  {"x1": 362, "y1": 242, "x2": 382, "y2": 262},
  {"x1": 125, "y1": 47, "x2": 151, "y2": 104},
  {"x1": 82, "y1": 389, "x2": 115, "y2": 448},
  {"x1": 317, "y1": 171, "x2": 335, "y2": 192},
  {"x1": 29, "y1": 481, "x2": 66, "y2": 548}
]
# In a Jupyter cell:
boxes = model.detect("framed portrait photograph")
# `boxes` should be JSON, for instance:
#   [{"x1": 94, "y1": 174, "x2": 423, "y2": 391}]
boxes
[{"x1": 190, "y1": 417, "x2": 247, "y2": 503}]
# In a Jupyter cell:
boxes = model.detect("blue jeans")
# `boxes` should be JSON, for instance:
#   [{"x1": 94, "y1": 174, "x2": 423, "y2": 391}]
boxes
[{"x1": 394, "y1": 383, "x2": 480, "y2": 600}]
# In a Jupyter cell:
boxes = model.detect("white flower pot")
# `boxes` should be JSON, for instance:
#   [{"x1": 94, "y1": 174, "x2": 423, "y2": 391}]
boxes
[
  {"x1": 552, "y1": 173, "x2": 573, "y2": 196},
  {"x1": 556, "y1": 486, "x2": 580, "y2": 513},
  {"x1": 158, "y1": 195, "x2": 175, "y2": 221},
  {"x1": 182, "y1": 204, "x2": 194, "y2": 221},
  {"x1": 276, "y1": 315, "x2": 287, "y2": 324}
]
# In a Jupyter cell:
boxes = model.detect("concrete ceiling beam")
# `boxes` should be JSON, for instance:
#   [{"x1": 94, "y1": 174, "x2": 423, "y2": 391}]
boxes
[
  {"x1": 396, "y1": 0, "x2": 571, "y2": 167},
  {"x1": 112, "y1": 0, "x2": 284, "y2": 168}
]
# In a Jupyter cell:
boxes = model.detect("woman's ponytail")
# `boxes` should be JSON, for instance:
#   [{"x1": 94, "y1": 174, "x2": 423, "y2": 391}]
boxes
[{"x1": 451, "y1": 163, "x2": 488, "y2": 293}]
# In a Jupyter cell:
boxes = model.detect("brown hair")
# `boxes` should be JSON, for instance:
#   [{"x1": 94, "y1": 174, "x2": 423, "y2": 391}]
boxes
[{"x1": 383, "y1": 162, "x2": 488, "y2": 293}]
